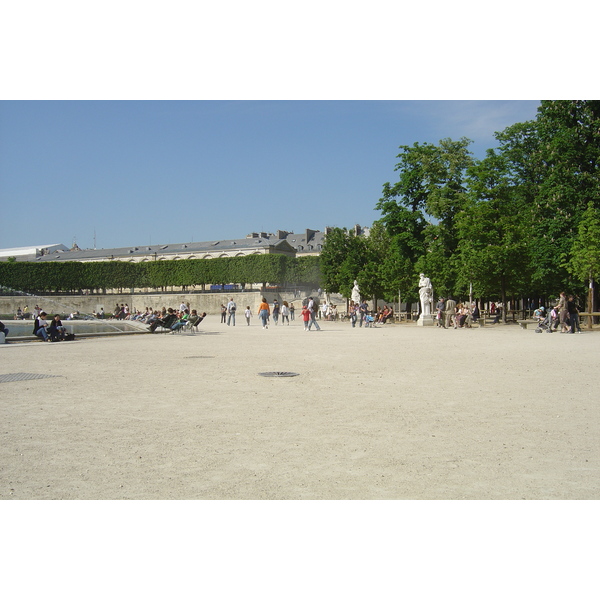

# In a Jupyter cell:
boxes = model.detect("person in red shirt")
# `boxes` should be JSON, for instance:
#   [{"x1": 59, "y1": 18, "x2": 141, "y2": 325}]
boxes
[{"x1": 301, "y1": 305, "x2": 311, "y2": 331}]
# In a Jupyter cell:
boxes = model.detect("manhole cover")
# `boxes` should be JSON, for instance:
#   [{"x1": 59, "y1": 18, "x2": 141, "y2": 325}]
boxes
[
  {"x1": 258, "y1": 372, "x2": 300, "y2": 378},
  {"x1": 0, "y1": 373, "x2": 62, "y2": 383}
]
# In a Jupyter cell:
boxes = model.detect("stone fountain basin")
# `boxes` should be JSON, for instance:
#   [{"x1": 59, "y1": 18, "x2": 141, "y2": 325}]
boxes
[{"x1": 4, "y1": 319, "x2": 149, "y2": 341}]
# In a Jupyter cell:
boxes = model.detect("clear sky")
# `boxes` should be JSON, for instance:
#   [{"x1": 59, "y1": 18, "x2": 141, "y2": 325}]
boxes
[{"x1": 0, "y1": 100, "x2": 540, "y2": 251}]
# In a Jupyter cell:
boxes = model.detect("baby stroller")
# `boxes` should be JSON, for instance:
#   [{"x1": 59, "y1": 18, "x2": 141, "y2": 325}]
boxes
[
  {"x1": 535, "y1": 315, "x2": 552, "y2": 333},
  {"x1": 364, "y1": 314, "x2": 376, "y2": 328}
]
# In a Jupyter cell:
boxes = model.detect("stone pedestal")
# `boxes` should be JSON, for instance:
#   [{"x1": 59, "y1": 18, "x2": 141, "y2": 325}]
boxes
[{"x1": 417, "y1": 314, "x2": 435, "y2": 327}]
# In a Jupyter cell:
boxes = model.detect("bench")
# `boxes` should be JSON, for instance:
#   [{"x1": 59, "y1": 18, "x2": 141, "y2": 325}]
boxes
[
  {"x1": 578, "y1": 312, "x2": 600, "y2": 330},
  {"x1": 518, "y1": 319, "x2": 539, "y2": 330}
]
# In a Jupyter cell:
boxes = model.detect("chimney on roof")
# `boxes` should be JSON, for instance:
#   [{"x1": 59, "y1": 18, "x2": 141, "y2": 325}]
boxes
[
  {"x1": 276, "y1": 230, "x2": 289, "y2": 239},
  {"x1": 354, "y1": 224, "x2": 362, "y2": 236},
  {"x1": 305, "y1": 229, "x2": 317, "y2": 243},
  {"x1": 260, "y1": 232, "x2": 268, "y2": 238}
]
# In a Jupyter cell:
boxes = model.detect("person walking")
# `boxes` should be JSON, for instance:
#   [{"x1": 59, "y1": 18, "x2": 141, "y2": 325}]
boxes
[
  {"x1": 289, "y1": 303, "x2": 295, "y2": 321},
  {"x1": 272, "y1": 299, "x2": 280, "y2": 325},
  {"x1": 349, "y1": 301, "x2": 358, "y2": 327},
  {"x1": 281, "y1": 301, "x2": 290, "y2": 325},
  {"x1": 444, "y1": 297, "x2": 457, "y2": 329},
  {"x1": 567, "y1": 295, "x2": 581, "y2": 333},
  {"x1": 307, "y1": 297, "x2": 321, "y2": 331},
  {"x1": 358, "y1": 300, "x2": 368, "y2": 327},
  {"x1": 227, "y1": 298, "x2": 236, "y2": 326},
  {"x1": 301, "y1": 304, "x2": 311, "y2": 331},
  {"x1": 555, "y1": 292, "x2": 570, "y2": 333},
  {"x1": 436, "y1": 297, "x2": 446, "y2": 328},
  {"x1": 258, "y1": 298, "x2": 270, "y2": 329},
  {"x1": 493, "y1": 301, "x2": 503, "y2": 324},
  {"x1": 244, "y1": 306, "x2": 252, "y2": 326}
]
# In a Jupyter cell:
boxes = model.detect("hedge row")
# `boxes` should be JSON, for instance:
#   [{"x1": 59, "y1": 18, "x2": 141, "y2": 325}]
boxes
[{"x1": 0, "y1": 255, "x2": 322, "y2": 294}]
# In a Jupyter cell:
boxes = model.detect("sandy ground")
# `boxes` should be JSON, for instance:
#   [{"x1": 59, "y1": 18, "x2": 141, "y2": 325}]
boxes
[{"x1": 1, "y1": 318, "x2": 598, "y2": 500}]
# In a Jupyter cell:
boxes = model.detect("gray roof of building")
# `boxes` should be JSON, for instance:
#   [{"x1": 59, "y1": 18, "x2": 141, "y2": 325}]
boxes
[
  {"x1": 6, "y1": 226, "x2": 339, "y2": 263},
  {"x1": 32, "y1": 237, "x2": 296, "y2": 261}
]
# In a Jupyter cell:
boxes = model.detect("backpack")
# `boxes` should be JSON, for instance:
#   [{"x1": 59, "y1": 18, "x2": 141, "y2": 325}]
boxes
[{"x1": 33, "y1": 318, "x2": 40, "y2": 335}]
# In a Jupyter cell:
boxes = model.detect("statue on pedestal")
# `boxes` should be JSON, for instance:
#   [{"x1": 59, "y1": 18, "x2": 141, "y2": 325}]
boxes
[
  {"x1": 418, "y1": 273, "x2": 433, "y2": 316},
  {"x1": 351, "y1": 280, "x2": 361, "y2": 304}
]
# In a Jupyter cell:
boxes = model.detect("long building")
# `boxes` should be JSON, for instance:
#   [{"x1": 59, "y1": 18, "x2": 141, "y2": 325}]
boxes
[{"x1": 0, "y1": 225, "x2": 368, "y2": 263}]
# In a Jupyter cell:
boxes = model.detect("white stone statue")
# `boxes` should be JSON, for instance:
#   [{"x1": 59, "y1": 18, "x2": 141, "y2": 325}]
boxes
[
  {"x1": 418, "y1": 273, "x2": 433, "y2": 316},
  {"x1": 351, "y1": 280, "x2": 361, "y2": 304}
]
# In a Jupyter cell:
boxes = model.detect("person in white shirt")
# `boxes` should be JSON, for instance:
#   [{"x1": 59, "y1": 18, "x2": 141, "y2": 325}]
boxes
[
  {"x1": 34, "y1": 311, "x2": 49, "y2": 341},
  {"x1": 227, "y1": 298, "x2": 237, "y2": 326},
  {"x1": 281, "y1": 301, "x2": 290, "y2": 325}
]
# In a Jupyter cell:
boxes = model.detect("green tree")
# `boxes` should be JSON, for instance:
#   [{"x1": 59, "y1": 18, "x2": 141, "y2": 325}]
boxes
[
  {"x1": 319, "y1": 227, "x2": 368, "y2": 299},
  {"x1": 378, "y1": 137, "x2": 474, "y2": 297},
  {"x1": 528, "y1": 101, "x2": 600, "y2": 293},
  {"x1": 457, "y1": 149, "x2": 533, "y2": 319},
  {"x1": 357, "y1": 221, "x2": 393, "y2": 303},
  {"x1": 568, "y1": 201, "x2": 600, "y2": 313}
]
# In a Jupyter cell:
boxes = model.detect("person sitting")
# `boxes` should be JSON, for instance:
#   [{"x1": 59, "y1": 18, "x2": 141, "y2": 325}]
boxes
[
  {"x1": 145, "y1": 311, "x2": 159, "y2": 326},
  {"x1": 381, "y1": 305, "x2": 392, "y2": 324},
  {"x1": 148, "y1": 308, "x2": 178, "y2": 332},
  {"x1": 0, "y1": 320, "x2": 9, "y2": 339},
  {"x1": 464, "y1": 307, "x2": 474, "y2": 328},
  {"x1": 170, "y1": 310, "x2": 190, "y2": 333},
  {"x1": 48, "y1": 314, "x2": 67, "y2": 341},
  {"x1": 330, "y1": 305, "x2": 338, "y2": 321},
  {"x1": 186, "y1": 311, "x2": 207, "y2": 331},
  {"x1": 533, "y1": 306, "x2": 545, "y2": 321},
  {"x1": 453, "y1": 304, "x2": 464, "y2": 328},
  {"x1": 33, "y1": 311, "x2": 50, "y2": 341}
]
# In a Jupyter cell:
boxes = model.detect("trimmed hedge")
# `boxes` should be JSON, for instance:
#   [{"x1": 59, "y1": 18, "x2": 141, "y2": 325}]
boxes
[{"x1": 0, "y1": 255, "x2": 322, "y2": 294}]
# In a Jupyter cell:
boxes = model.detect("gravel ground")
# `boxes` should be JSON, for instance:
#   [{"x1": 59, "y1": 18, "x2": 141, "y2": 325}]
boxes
[{"x1": 1, "y1": 318, "x2": 598, "y2": 500}]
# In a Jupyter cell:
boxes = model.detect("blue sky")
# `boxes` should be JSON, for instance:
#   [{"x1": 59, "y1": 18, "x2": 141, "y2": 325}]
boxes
[{"x1": 0, "y1": 100, "x2": 540, "y2": 251}]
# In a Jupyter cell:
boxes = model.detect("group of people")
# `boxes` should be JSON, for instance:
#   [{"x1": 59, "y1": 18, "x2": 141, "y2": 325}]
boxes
[
  {"x1": 435, "y1": 297, "x2": 481, "y2": 329},
  {"x1": 222, "y1": 298, "x2": 298, "y2": 328},
  {"x1": 348, "y1": 300, "x2": 371, "y2": 327},
  {"x1": 112, "y1": 304, "x2": 130, "y2": 319},
  {"x1": 13, "y1": 306, "x2": 29, "y2": 319},
  {"x1": 318, "y1": 302, "x2": 339, "y2": 321},
  {"x1": 146, "y1": 304, "x2": 207, "y2": 333},
  {"x1": 32, "y1": 312, "x2": 70, "y2": 342},
  {"x1": 535, "y1": 292, "x2": 582, "y2": 333},
  {"x1": 13, "y1": 304, "x2": 40, "y2": 320}
]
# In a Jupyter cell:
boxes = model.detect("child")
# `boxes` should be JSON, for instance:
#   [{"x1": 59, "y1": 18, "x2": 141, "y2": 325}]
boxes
[
  {"x1": 244, "y1": 306, "x2": 252, "y2": 326},
  {"x1": 301, "y1": 305, "x2": 311, "y2": 331}
]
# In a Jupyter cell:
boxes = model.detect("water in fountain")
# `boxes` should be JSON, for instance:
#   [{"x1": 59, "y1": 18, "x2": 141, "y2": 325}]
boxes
[{"x1": 0, "y1": 285, "x2": 144, "y2": 336}]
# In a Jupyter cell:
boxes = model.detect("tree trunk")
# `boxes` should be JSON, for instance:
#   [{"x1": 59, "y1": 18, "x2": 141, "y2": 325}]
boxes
[{"x1": 588, "y1": 273, "x2": 594, "y2": 329}]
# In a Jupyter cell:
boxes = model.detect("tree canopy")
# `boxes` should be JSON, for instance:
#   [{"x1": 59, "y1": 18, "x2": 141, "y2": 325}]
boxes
[{"x1": 320, "y1": 101, "x2": 600, "y2": 309}]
